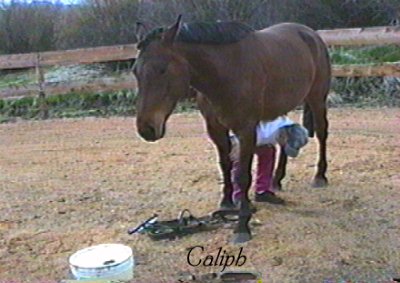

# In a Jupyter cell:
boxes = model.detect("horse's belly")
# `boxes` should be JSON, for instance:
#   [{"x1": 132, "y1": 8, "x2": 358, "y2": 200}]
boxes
[{"x1": 260, "y1": 77, "x2": 312, "y2": 120}]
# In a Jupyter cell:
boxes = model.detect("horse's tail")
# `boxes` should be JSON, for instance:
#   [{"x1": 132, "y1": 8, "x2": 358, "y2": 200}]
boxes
[{"x1": 303, "y1": 103, "x2": 314, "y2": 138}]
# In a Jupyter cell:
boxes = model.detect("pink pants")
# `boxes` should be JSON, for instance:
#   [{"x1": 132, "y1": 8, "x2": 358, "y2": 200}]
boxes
[{"x1": 232, "y1": 146, "x2": 276, "y2": 202}]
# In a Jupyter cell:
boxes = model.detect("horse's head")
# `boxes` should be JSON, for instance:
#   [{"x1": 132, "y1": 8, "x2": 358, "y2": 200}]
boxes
[{"x1": 133, "y1": 15, "x2": 190, "y2": 142}]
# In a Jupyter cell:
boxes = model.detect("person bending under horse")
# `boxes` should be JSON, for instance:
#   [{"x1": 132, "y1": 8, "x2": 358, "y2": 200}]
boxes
[{"x1": 230, "y1": 116, "x2": 309, "y2": 205}]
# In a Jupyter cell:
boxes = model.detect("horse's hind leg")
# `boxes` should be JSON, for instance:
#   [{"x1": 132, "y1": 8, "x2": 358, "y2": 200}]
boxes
[
  {"x1": 273, "y1": 146, "x2": 287, "y2": 191},
  {"x1": 305, "y1": 92, "x2": 329, "y2": 188}
]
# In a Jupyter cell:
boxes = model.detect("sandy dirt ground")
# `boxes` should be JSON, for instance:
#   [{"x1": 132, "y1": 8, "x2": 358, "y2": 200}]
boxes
[{"x1": 0, "y1": 108, "x2": 399, "y2": 283}]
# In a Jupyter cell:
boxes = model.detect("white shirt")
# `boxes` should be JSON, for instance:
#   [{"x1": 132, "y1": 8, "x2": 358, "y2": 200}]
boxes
[
  {"x1": 230, "y1": 116, "x2": 294, "y2": 146},
  {"x1": 256, "y1": 116, "x2": 294, "y2": 146}
]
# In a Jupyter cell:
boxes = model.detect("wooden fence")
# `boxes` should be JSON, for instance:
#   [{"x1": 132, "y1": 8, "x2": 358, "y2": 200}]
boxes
[{"x1": 1, "y1": 25, "x2": 400, "y2": 101}]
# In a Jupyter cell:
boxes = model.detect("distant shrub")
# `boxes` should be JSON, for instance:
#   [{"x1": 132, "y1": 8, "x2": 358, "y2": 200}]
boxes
[
  {"x1": 1, "y1": 0, "x2": 399, "y2": 53},
  {"x1": 0, "y1": 1, "x2": 62, "y2": 54}
]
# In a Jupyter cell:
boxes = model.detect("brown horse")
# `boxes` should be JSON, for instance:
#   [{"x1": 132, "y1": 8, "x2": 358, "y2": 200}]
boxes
[{"x1": 133, "y1": 16, "x2": 331, "y2": 243}]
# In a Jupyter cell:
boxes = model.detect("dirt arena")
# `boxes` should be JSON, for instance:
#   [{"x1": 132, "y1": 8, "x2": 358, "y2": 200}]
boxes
[{"x1": 0, "y1": 108, "x2": 399, "y2": 282}]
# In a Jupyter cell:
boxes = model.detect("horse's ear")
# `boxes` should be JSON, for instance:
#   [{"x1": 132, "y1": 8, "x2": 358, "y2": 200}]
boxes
[
  {"x1": 162, "y1": 15, "x2": 183, "y2": 45},
  {"x1": 135, "y1": 22, "x2": 149, "y2": 43}
]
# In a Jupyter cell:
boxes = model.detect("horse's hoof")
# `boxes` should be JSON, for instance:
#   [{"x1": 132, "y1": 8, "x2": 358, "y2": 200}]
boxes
[
  {"x1": 232, "y1": 232, "x2": 252, "y2": 244},
  {"x1": 219, "y1": 199, "x2": 236, "y2": 210},
  {"x1": 230, "y1": 200, "x2": 258, "y2": 213},
  {"x1": 312, "y1": 177, "x2": 328, "y2": 188}
]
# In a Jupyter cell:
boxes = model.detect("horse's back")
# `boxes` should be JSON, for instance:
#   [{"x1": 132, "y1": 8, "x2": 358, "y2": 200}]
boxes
[
  {"x1": 262, "y1": 23, "x2": 331, "y2": 99},
  {"x1": 257, "y1": 22, "x2": 329, "y2": 69},
  {"x1": 249, "y1": 23, "x2": 330, "y2": 119}
]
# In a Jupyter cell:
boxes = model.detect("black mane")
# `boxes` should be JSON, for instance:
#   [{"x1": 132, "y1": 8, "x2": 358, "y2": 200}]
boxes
[{"x1": 138, "y1": 21, "x2": 254, "y2": 50}]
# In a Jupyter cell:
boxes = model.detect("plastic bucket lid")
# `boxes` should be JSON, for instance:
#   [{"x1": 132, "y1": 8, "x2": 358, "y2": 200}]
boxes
[{"x1": 69, "y1": 244, "x2": 134, "y2": 280}]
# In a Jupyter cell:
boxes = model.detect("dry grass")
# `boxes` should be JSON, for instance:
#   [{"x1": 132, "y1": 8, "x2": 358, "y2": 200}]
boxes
[{"x1": 0, "y1": 108, "x2": 399, "y2": 282}]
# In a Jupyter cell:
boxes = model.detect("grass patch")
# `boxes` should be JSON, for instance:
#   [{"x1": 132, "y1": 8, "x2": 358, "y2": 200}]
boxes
[
  {"x1": 0, "y1": 70, "x2": 35, "y2": 89},
  {"x1": 0, "y1": 91, "x2": 137, "y2": 121},
  {"x1": 330, "y1": 45, "x2": 400, "y2": 65},
  {"x1": 0, "y1": 90, "x2": 198, "y2": 122}
]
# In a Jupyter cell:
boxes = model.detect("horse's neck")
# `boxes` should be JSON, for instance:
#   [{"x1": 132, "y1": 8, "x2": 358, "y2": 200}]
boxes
[{"x1": 176, "y1": 43, "x2": 233, "y2": 97}]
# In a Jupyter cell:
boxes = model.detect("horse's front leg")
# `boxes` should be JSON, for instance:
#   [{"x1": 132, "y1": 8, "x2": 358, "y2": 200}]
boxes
[
  {"x1": 205, "y1": 119, "x2": 235, "y2": 209},
  {"x1": 197, "y1": 93, "x2": 234, "y2": 209},
  {"x1": 233, "y1": 125, "x2": 256, "y2": 244}
]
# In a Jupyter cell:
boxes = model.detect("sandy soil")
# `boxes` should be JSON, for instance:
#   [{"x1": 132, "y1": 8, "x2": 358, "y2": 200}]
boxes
[{"x1": 0, "y1": 108, "x2": 399, "y2": 283}]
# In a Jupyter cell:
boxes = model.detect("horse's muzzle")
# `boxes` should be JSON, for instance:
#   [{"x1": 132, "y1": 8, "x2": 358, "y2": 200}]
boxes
[{"x1": 137, "y1": 121, "x2": 165, "y2": 142}]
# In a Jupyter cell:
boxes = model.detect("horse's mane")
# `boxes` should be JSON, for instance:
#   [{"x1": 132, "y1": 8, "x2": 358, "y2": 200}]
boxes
[{"x1": 138, "y1": 21, "x2": 254, "y2": 50}]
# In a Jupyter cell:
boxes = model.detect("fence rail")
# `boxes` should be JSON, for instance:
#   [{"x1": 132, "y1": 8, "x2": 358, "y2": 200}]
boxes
[
  {"x1": 332, "y1": 61, "x2": 400, "y2": 77},
  {"x1": 1, "y1": 25, "x2": 400, "y2": 101},
  {"x1": 0, "y1": 44, "x2": 137, "y2": 70},
  {"x1": 318, "y1": 26, "x2": 400, "y2": 46},
  {"x1": 0, "y1": 76, "x2": 137, "y2": 99}
]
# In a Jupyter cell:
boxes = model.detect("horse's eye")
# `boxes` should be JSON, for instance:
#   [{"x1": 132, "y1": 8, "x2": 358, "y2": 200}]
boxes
[{"x1": 158, "y1": 66, "x2": 168, "y2": 75}]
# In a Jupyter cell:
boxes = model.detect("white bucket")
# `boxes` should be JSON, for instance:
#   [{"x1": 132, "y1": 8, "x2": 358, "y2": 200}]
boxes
[{"x1": 69, "y1": 244, "x2": 134, "y2": 281}]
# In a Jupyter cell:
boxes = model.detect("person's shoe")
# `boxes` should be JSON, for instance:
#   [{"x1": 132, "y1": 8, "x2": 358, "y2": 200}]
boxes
[{"x1": 255, "y1": 191, "x2": 285, "y2": 205}]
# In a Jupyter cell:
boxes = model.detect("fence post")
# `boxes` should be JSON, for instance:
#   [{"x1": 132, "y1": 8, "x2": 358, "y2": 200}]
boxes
[{"x1": 36, "y1": 53, "x2": 48, "y2": 119}]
